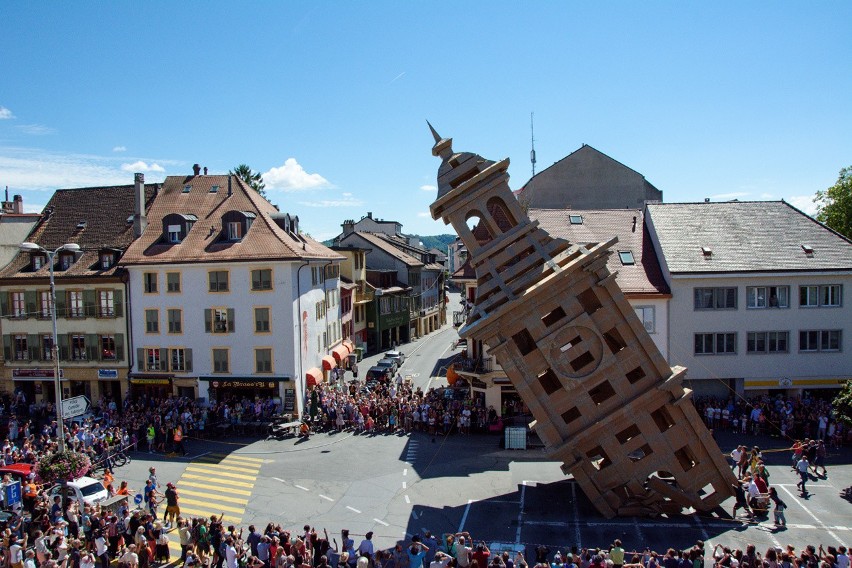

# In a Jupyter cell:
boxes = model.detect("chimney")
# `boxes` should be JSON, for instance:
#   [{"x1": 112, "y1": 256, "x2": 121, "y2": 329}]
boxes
[
  {"x1": 193, "y1": 163, "x2": 201, "y2": 176},
  {"x1": 632, "y1": 216, "x2": 637, "y2": 233},
  {"x1": 10, "y1": 195, "x2": 22, "y2": 214},
  {"x1": 228, "y1": 174, "x2": 232, "y2": 196},
  {"x1": 342, "y1": 219, "x2": 355, "y2": 235},
  {"x1": 133, "y1": 173, "x2": 148, "y2": 238},
  {"x1": 367, "y1": 212, "x2": 373, "y2": 219},
  {"x1": 203, "y1": 166, "x2": 208, "y2": 175}
]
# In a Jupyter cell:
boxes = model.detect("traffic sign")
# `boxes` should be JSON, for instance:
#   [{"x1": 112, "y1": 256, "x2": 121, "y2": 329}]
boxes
[
  {"x1": 4, "y1": 481, "x2": 21, "y2": 507},
  {"x1": 134, "y1": 494, "x2": 143, "y2": 505},
  {"x1": 61, "y1": 395, "x2": 90, "y2": 419}
]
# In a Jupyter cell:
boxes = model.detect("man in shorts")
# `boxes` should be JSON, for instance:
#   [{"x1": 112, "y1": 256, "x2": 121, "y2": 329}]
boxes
[{"x1": 164, "y1": 483, "x2": 180, "y2": 528}]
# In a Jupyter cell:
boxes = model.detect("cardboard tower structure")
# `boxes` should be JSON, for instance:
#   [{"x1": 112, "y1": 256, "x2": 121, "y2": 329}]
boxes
[{"x1": 428, "y1": 126, "x2": 736, "y2": 517}]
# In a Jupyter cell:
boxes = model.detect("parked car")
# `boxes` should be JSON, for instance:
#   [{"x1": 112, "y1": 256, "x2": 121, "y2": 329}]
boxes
[
  {"x1": 365, "y1": 366, "x2": 392, "y2": 383},
  {"x1": 384, "y1": 350, "x2": 406, "y2": 366},
  {"x1": 375, "y1": 358, "x2": 398, "y2": 375},
  {"x1": 48, "y1": 476, "x2": 109, "y2": 506}
]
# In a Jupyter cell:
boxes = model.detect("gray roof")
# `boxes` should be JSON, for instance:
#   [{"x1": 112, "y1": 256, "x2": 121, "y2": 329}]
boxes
[{"x1": 646, "y1": 201, "x2": 852, "y2": 274}]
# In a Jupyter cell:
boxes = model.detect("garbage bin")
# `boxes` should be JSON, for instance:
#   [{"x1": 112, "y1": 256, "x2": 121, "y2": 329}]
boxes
[{"x1": 504, "y1": 427, "x2": 527, "y2": 450}]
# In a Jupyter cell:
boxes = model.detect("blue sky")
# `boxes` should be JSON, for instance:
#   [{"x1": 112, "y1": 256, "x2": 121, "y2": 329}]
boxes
[{"x1": 1, "y1": 2, "x2": 850, "y2": 241}]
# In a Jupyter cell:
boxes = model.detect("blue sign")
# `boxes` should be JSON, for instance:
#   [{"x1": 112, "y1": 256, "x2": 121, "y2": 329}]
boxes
[
  {"x1": 134, "y1": 493, "x2": 143, "y2": 505},
  {"x1": 98, "y1": 369, "x2": 119, "y2": 380},
  {"x1": 5, "y1": 481, "x2": 21, "y2": 506}
]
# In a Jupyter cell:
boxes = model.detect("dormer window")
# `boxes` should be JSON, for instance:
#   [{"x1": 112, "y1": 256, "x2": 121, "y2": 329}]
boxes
[
  {"x1": 569, "y1": 215, "x2": 584, "y2": 225},
  {"x1": 59, "y1": 253, "x2": 74, "y2": 270},
  {"x1": 162, "y1": 213, "x2": 197, "y2": 244},
  {"x1": 32, "y1": 255, "x2": 46, "y2": 271},
  {"x1": 100, "y1": 252, "x2": 115, "y2": 270},
  {"x1": 209, "y1": 185, "x2": 219, "y2": 193},
  {"x1": 221, "y1": 211, "x2": 255, "y2": 242}
]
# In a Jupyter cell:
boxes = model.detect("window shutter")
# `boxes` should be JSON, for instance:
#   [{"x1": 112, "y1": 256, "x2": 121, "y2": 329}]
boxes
[
  {"x1": 227, "y1": 308, "x2": 235, "y2": 332},
  {"x1": 0, "y1": 293, "x2": 9, "y2": 318},
  {"x1": 58, "y1": 334, "x2": 69, "y2": 360},
  {"x1": 24, "y1": 291, "x2": 37, "y2": 319},
  {"x1": 114, "y1": 289, "x2": 124, "y2": 317},
  {"x1": 83, "y1": 290, "x2": 97, "y2": 317},
  {"x1": 28, "y1": 334, "x2": 38, "y2": 361},
  {"x1": 185, "y1": 349, "x2": 193, "y2": 372},
  {"x1": 115, "y1": 334, "x2": 125, "y2": 362},
  {"x1": 86, "y1": 334, "x2": 99, "y2": 360},
  {"x1": 137, "y1": 348, "x2": 144, "y2": 371},
  {"x1": 164, "y1": 348, "x2": 171, "y2": 371},
  {"x1": 204, "y1": 309, "x2": 212, "y2": 333},
  {"x1": 55, "y1": 292, "x2": 66, "y2": 318},
  {"x1": 2, "y1": 335, "x2": 10, "y2": 361}
]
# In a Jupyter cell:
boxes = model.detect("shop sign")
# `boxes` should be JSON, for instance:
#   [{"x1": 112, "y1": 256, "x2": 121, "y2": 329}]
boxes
[
  {"x1": 778, "y1": 377, "x2": 793, "y2": 387},
  {"x1": 98, "y1": 369, "x2": 119, "y2": 380},
  {"x1": 211, "y1": 380, "x2": 278, "y2": 389},
  {"x1": 130, "y1": 378, "x2": 171, "y2": 385},
  {"x1": 12, "y1": 368, "x2": 64, "y2": 379}
]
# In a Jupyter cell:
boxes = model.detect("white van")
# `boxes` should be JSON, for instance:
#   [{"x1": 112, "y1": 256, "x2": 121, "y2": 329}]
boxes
[{"x1": 48, "y1": 476, "x2": 109, "y2": 506}]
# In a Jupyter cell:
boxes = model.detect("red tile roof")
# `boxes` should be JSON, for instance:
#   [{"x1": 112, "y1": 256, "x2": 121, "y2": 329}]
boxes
[{"x1": 121, "y1": 175, "x2": 342, "y2": 265}]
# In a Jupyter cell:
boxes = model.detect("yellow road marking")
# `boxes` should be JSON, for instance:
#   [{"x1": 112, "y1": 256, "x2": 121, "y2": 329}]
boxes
[
  {"x1": 180, "y1": 475, "x2": 254, "y2": 492},
  {"x1": 218, "y1": 454, "x2": 264, "y2": 463},
  {"x1": 190, "y1": 461, "x2": 260, "y2": 474},
  {"x1": 180, "y1": 497, "x2": 245, "y2": 515},
  {"x1": 177, "y1": 506, "x2": 239, "y2": 523},
  {"x1": 176, "y1": 488, "x2": 248, "y2": 505},
  {"x1": 185, "y1": 466, "x2": 257, "y2": 481}
]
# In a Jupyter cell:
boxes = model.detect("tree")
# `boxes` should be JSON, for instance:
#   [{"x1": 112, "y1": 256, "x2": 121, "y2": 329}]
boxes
[
  {"x1": 814, "y1": 166, "x2": 852, "y2": 239},
  {"x1": 833, "y1": 380, "x2": 852, "y2": 428},
  {"x1": 230, "y1": 164, "x2": 267, "y2": 198}
]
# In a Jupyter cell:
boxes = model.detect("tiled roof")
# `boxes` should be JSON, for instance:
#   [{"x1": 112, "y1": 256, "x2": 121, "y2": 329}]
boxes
[
  {"x1": 121, "y1": 175, "x2": 341, "y2": 265},
  {"x1": 646, "y1": 201, "x2": 852, "y2": 274},
  {"x1": 531, "y1": 208, "x2": 670, "y2": 295},
  {"x1": 0, "y1": 183, "x2": 158, "y2": 280},
  {"x1": 347, "y1": 232, "x2": 424, "y2": 267},
  {"x1": 451, "y1": 258, "x2": 476, "y2": 280}
]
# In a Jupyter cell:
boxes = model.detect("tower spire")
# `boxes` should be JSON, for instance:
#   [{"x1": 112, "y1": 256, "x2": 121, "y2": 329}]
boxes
[{"x1": 426, "y1": 120, "x2": 454, "y2": 159}]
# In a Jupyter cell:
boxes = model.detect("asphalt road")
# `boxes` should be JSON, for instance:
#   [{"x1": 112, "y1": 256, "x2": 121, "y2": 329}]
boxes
[{"x1": 114, "y1": 307, "x2": 852, "y2": 560}]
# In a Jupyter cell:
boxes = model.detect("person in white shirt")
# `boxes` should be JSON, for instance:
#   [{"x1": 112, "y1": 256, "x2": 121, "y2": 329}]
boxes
[
  {"x1": 431, "y1": 552, "x2": 452, "y2": 568},
  {"x1": 225, "y1": 537, "x2": 239, "y2": 568},
  {"x1": 119, "y1": 546, "x2": 139, "y2": 568},
  {"x1": 455, "y1": 537, "x2": 472, "y2": 568}
]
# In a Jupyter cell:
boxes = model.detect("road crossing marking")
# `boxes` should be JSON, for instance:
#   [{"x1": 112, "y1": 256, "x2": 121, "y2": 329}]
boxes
[
  {"x1": 295, "y1": 484, "x2": 310, "y2": 492},
  {"x1": 178, "y1": 488, "x2": 248, "y2": 505},
  {"x1": 405, "y1": 495, "x2": 411, "y2": 504},
  {"x1": 346, "y1": 506, "x2": 362, "y2": 514},
  {"x1": 319, "y1": 494, "x2": 335, "y2": 502},
  {"x1": 185, "y1": 466, "x2": 258, "y2": 481},
  {"x1": 180, "y1": 497, "x2": 246, "y2": 514},
  {"x1": 180, "y1": 478, "x2": 253, "y2": 496},
  {"x1": 374, "y1": 518, "x2": 389, "y2": 526},
  {"x1": 187, "y1": 461, "x2": 259, "y2": 474}
]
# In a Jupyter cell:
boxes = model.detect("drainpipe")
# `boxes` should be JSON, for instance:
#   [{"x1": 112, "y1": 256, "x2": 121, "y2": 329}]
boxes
[
  {"x1": 296, "y1": 261, "x2": 310, "y2": 416},
  {"x1": 122, "y1": 270, "x2": 133, "y2": 404}
]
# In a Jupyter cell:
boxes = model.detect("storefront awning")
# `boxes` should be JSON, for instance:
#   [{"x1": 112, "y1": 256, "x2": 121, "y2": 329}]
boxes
[
  {"x1": 744, "y1": 377, "x2": 849, "y2": 389},
  {"x1": 343, "y1": 339, "x2": 356, "y2": 353},
  {"x1": 306, "y1": 367, "x2": 322, "y2": 388},
  {"x1": 322, "y1": 355, "x2": 337, "y2": 370},
  {"x1": 331, "y1": 345, "x2": 349, "y2": 363},
  {"x1": 129, "y1": 374, "x2": 174, "y2": 384}
]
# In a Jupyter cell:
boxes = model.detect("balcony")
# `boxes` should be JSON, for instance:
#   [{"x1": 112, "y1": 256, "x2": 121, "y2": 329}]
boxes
[{"x1": 454, "y1": 355, "x2": 494, "y2": 374}]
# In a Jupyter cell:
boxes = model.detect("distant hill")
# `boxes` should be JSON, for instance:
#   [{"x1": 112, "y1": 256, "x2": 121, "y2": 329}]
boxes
[{"x1": 323, "y1": 234, "x2": 456, "y2": 251}]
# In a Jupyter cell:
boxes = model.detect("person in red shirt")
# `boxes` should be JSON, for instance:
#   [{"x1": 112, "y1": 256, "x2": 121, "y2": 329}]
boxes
[{"x1": 471, "y1": 543, "x2": 491, "y2": 568}]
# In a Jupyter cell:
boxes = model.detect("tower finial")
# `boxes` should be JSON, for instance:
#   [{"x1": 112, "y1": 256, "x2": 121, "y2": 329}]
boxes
[{"x1": 427, "y1": 120, "x2": 441, "y2": 144}]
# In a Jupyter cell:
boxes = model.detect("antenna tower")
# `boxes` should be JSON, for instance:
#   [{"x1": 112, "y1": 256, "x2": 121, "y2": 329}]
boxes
[{"x1": 530, "y1": 112, "x2": 537, "y2": 177}]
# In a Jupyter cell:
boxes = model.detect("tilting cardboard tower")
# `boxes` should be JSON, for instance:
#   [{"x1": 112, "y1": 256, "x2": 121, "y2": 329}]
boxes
[{"x1": 428, "y1": 126, "x2": 736, "y2": 518}]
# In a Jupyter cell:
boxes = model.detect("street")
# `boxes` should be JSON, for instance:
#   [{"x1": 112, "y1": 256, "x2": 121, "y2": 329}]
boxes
[{"x1": 114, "y1": 311, "x2": 852, "y2": 560}]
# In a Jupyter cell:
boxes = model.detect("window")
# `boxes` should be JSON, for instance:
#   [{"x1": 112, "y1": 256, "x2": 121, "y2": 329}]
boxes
[
  {"x1": 167, "y1": 309, "x2": 182, "y2": 333},
  {"x1": 32, "y1": 255, "x2": 45, "y2": 270},
  {"x1": 167, "y1": 225, "x2": 182, "y2": 243},
  {"x1": 694, "y1": 332, "x2": 737, "y2": 355},
  {"x1": 13, "y1": 334, "x2": 27, "y2": 360},
  {"x1": 746, "y1": 331, "x2": 789, "y2": 353},
  {"x1": 98, "y1": 290, "x2": 115, "y2": 317},
  {"x1": 746, "y1": 286, "x2": 789, "y2": 308},
  {"x1": 209, "y1": 185, "x2": 219, "y2": 193},
  {"x1": 800, "y1": 284, "x2": 842, "y2": 307},
  {"x1": 145, "y1": 309, "x2": 159, "y2": 333},
  {"x1": 618, "y1": 251, "x2": 635, "y2": 266},
  {"x1": 213, "y1": 348, "x2": 229, "y2": 373},
  {"x1": 208, "y1": 271, "x2": 229, "y2": 292},
  {"x1": 41, "y1": 335, "x2": 53, "y2": 360},
  {"x1": 71, "y1": 334, "x2": 86, "y2": 360},
  {"x1": 59, "y1": 254, "x2": 73, "y2": 270},
  {"x1": 171, "y1": 348, "x2": 188, "y2": 372},
  {"x1": 68, "y1": 291, "x2": 84, "y2": 318},
  {"x1": 39, "y1": 291, "x2": 51, "y2": 319},
  {"x1": 167, "y1": 272, "x2": 181, "y2": 293},
  {"x1": 355, "y1": 253, "x2": 363, "y2": 270},
  {"x1": 800, "y1": 330, "x2": 842, "y2": 352},
  {"x1": 146, "y1": 348, "x2": 162, "y2": 371},
  {"x1": 694, "y1": 287, "x2": 737, "y2": 310},
  {"x1": 227, "y1": 222, "x2": 243, "y2": 241},
  {"x1": 634, "y1": 306, "x2": 655, "y2": 333},
  {"x1": 251, "y1": 269, "x2": 272, "y2": 291},
  {"x1": 315, "y1": 300, "x2": 325, "y2": 321},
  {"x1": 11, "y1": 292, "x2": 25, "y2": 318},
  {"x1": 144, "y1": 272, "x2": 158, "y2": 293},
  {"x1": 325, "y1": 264, "x2": 340, "y2": 280},
  {"x1": 100, "y1": 253, "x2": 114, "y2": 269},
  {"x1": 569, "y1": 215, "x2": 583, "y2": 225},
  {"x1": 255, "y1": 307, "x2": 270, "y2": 333},
  {"x1": 182, "y1": 185, "x2": 192, "y2": 193},
  {"x1": 101, "y1": 335, "x2": 116, "y2": 360},
  {"x1": 255, "y1": 348, "x2": 272, "y2": 373},
  {"x1": 213, "y1": 308, "x2": 229, "y2": 333},
  {"x1": 311, "y1": 267, "x2": 321, "y2": 286}
]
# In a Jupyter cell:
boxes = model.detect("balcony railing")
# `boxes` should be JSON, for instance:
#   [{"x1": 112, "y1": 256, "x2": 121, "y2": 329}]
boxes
[{"x1": 454, "y1": 356, "x2": 494, "y2": 374}]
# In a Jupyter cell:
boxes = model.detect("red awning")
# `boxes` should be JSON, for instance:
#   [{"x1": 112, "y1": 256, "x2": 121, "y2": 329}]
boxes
[
  {"x1": 343, "y1": 339, "x2": 356, "y2": 353},
  {"x1": 306, "y1": 367, "x2": 322, "y2": 388},
  {"x1": 331, "y1": 345, "x2": 349, "y2": 363},
  {"x1": 321, "y1": 355, "x2": 337, "y2": 370}
]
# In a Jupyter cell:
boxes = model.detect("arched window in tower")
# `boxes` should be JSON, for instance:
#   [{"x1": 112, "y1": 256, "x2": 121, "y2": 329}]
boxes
[
  {"x1": 466, "y1": 211, "x2": 492, "y2": 245},
  {"x1": 486, "y1": 196, "x2": 517, "y2": 231}
]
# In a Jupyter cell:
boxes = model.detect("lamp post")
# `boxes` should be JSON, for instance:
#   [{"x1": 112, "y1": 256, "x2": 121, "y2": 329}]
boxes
[{"x1": 20, "y1": 242, "x2": 80, "y2": 453}]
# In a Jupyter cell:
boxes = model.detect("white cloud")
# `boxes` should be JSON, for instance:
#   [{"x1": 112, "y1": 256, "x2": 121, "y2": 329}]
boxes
[
  {"x1": 342, "y1": 192, "x2": 353, "y2": 197},
  {"x1": 16, "y1": 124, "x2": 56, "y2": 135},
  {"x1": 112, "y1": 146, "x2": 127, "y2": 152},
  {"x1": 759, "y1": 192, "x2": 775, "y2": 199},
  {"x1": 298, "y1": 195, "x2": 364, "y2": 208},
  {"x1": 263, "y1": 158, "x2": 332, "y2": 192},
  {"x1": 420, "y1": 184, "x2": 436, "y2": 192},
  {"x1": 0, "y1": 106, "x2": 13, "y2": 119},
  {"x1": 709, "y1": 191, "x2": 750, "y2": 200},
  {"x1": 121, "y1": 161, "x2": 165, "y2": 173},
  {"x1": 787, "y1": 195, "x2": 818, "y2": 216},
  {"x1": 416, "y1": 211, "x2": 430, "y2": 217}
]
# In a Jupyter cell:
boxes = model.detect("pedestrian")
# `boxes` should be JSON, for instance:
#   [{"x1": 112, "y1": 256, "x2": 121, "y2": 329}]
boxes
[
  {"x1": 795, "y1": 454, "x2": 809, "y2": 495},
  {"x1": 769, "y1": 487, "x2": 787, "y2": 528},
  {"x1": 164, "y1": 483, "x2": 180, "y2": 527}
]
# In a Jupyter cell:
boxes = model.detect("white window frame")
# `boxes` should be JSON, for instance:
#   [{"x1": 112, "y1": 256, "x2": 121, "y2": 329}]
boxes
[{"x1": 634, "y1": 306, "x2": 655, "y2": 334}]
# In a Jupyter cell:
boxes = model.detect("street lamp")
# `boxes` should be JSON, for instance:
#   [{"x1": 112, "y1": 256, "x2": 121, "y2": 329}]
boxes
[{"x1": 19, "y1": 241, "x2": 81, "y2": 453}]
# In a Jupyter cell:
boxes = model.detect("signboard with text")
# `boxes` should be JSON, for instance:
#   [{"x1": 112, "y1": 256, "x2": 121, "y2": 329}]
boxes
[{"x1": 61, "y1": 395, "x2": 90, "y2": 419}]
